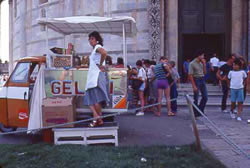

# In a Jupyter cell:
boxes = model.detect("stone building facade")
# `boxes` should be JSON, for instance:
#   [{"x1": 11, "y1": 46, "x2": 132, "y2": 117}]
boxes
[{"x1": 7, "y1": 0, "x2": 250, "y2": 72}]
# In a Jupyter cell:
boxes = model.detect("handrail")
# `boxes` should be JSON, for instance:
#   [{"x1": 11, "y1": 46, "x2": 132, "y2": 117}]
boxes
[{"x1": 185, "y1": 94, "x2": 250, "y2": 159}]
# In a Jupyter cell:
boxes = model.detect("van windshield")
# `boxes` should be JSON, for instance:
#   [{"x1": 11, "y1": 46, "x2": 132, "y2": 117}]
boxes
[{"x1": 10, "y1": 62, "x2": 30, "y2": 83}]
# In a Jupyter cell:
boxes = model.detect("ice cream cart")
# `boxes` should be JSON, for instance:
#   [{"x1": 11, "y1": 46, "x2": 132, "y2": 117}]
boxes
[{"x1": 0, "y1": 16, "x2": 136, "y2": 133}]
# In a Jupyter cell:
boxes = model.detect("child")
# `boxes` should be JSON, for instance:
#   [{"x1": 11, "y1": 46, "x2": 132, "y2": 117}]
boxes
[
  {"x1": 228, "y1": 59, "x2": 247, "y2": 121},
  {"x1": 169, "y1": 61, "x2": 180, "y2": 113}
]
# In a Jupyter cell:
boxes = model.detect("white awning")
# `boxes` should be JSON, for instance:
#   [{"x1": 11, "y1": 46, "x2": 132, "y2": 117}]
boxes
[{"x1": 38, "y1": 16, "x2": 137, "y2": 35}]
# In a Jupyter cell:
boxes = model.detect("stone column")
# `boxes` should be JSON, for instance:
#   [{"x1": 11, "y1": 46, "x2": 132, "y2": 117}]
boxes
[
  {"x1": 0, "y1": 2, "x2": 2, "y2": 61},
  {"x1": 232, "y1": 0, "x2": 244, "y2": 56},
  {"x1": 20, "y1": 0, "x2": 27, "y2": 59},
  {"x1": 9, "y1": 0, "x2": 13, "y2": 72},
  {"x1": 165, "y1": 0, "x2": 178, "y2": 65},
  {"x1": 148, "y1": 0, "x2": 161, "y2": 61}
]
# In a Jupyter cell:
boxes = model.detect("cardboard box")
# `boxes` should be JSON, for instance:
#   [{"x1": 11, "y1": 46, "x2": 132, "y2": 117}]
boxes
[{"x1": 42, "y1": 96, "x2": 76, "y2": 127}]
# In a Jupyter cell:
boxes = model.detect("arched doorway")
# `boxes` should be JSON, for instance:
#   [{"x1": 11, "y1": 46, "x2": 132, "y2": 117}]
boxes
[{"x1": 178, "y1": 0, "x2": 231, "y2": 67}]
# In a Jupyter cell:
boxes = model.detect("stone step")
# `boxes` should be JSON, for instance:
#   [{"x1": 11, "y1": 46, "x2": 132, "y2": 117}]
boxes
[
  {"x1": 176, "y1": 97, "x2": 250, "y2": 102},
  {"x1": 178, "y1": 92, "x2": 250, "y2": 96}
]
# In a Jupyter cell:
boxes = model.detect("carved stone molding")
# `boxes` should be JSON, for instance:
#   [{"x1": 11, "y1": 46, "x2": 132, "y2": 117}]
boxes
[{"x1": 148, "y1": 0, "x2": 161, "y2": 60}]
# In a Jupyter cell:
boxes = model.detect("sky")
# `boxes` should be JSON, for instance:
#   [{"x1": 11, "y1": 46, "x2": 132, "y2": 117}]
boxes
[{"x1": 0, "y1": 0, "x2": 9, "y2": 62}]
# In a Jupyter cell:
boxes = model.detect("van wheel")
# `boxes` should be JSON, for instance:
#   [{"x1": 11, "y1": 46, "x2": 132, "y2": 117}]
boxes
[{"x1": 0, "y1": 124, "x2": 17, "y2": 132}]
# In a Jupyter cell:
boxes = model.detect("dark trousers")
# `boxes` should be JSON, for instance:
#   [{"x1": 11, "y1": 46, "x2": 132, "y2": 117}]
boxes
[
  {"x1": 170, "y1": 83, "x2": 178, "y2": 112},
  {"x1": 211, "y1": 67, "x2": 218, "y2": 85},
  {"x1": 193, "y1": 77, "x2": 208, "y2": 117},
  {"x1": 221, "y1": 81, "x2": 229, "y2": 111}
]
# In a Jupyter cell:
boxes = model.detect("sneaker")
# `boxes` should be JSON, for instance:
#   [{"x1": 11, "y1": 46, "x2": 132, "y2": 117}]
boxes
[
  {"x1": 136, "y1": 112, "x2": 144, "y2": 116},
  {"x1": 237, "y1": 117, "x2": 242, "y2": 121},
  {"x1": 222, "y1": 109, "x2": 229, "y2": 113},
  {"x1": 230, "y1": 112, "x2": 236, "y2": 119},
  {"x1": 233, "y1": 109, "x2": 237, "y2": 114}
]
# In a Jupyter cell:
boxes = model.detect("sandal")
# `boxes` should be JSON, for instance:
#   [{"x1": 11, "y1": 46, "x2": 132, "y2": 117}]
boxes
[
  {"x1": 89, "y1": 120, "x2": 98, "y2": 127},
  {"x1": 168, "y1": 112, "x2": 176, "y2": 116},
  {"x1": 154, "y1": 112, "x2": 161, "y2": 117},
  {"x1": 97, "y1": 119, "x2": 104, "y2": 126}
]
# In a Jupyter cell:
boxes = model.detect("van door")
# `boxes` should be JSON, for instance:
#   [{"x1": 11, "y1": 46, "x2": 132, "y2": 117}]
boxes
[{"x1": 7, "y1": 62, "x2": 31, "y2": 127}]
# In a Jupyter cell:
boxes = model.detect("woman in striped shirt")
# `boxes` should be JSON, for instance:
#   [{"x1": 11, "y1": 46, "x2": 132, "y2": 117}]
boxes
[{"x1": 154, "y1": 57, "x2": 175, "y2": 116}]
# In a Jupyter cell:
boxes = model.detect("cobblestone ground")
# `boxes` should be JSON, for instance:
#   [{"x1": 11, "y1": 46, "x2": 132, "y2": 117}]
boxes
[{"x1": 195, "y1": 106, "x2": 250, "y2": 168}]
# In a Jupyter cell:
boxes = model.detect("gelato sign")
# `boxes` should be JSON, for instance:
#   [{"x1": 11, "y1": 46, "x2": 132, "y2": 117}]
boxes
[{"x1": 51, "y1": 80, "x2": 84, "y2": 95}]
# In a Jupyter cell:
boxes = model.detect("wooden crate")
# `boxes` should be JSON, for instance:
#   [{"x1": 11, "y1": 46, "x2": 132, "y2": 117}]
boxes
[{"x1": 52, "y1": 123, "x2": 118, "y2": 146}]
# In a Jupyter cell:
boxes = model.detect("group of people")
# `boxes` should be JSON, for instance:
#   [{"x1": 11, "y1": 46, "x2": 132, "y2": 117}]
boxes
[
  {"x1": 80, "y1": 30, "x2": 249, "y2": 128},
  {"x1": 188, "y1": 51, "x2": 249, "y2": 121},
  {"x1": 128, "y1": 57, "x2": 180, "y2": 117}
]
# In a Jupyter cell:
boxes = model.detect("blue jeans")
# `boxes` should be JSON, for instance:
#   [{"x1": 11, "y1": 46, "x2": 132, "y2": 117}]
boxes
[
  {"x1": 221, "y1": 81, "x2": 229, "y2": 111},
  {"x1": 170, "y1": 83, "x2": 178, "y2": 112},
  {"x1": 193, "y1": 77, "x2": 208, "y2": 116}
]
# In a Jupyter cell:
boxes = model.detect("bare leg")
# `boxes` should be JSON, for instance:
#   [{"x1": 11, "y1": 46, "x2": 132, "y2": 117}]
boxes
[
  {"x1": 138, "y1": 91, "x2": 144, "y2": 112},
  {"x1": 90, "y1": 105, "x2": 99, "y2": 119},
  {"x1": 231, "y1": 102, "x2": 236, "y2": 112},
  {"x1": 94, "y1": 103, "x2": 103, "y2": 125},
  {"x1": 94, "y1": 103, "x2": 102, "y2": 116},
  {"x1": 157, "y1": 89, "x2": 163, "y2": 115},
  {"x1": 237, "y1": 102, "x2": 243, "y2": 117},
  {"x1": 164, "y1": 87, "x2": 173, "y2": 115}
]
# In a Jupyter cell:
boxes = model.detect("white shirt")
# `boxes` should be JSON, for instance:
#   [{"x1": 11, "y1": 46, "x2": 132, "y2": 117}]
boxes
[
  {"x1": 228, "y1": 70, "x2": 247, "y2": 89},
  {"x1": 85, "y1": 44, "x2": 104, "y2": 90},
  {"x1": 138, "y1": 67, "x2": 147, "y2": 81},
  {"x1": 218, "y1": 61, "x2": 226, "y2": 68},
  {"x1": 210, "y1": 57, "x2": 219, "y2": 67},
  {"x1": 91, "y1": 44, "x2": 105, "y2": 65},
  {"x1": 146, "y1": 66, "x2": 154, "y2": 79}
]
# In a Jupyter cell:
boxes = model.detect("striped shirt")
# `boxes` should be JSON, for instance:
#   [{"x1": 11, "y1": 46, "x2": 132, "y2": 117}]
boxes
[{"x1": 154, "y1": 63, "x2": 167, "y2": 80}]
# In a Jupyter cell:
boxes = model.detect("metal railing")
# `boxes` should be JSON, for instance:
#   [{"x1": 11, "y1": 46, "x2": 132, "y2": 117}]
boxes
[{"x1": 185, "y1": 94, "x2": 250, "y2": 159}]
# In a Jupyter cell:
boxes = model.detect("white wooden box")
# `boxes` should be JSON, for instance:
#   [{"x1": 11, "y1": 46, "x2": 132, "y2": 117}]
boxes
[{"x1": 52, "y1": 125, "x2": 118, "y2": 146}]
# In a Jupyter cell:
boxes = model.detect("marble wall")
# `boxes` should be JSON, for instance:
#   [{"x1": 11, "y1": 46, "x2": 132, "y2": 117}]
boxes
[
  {"x1": 9, "y1": 0, "x2": 150, "y2": 69},
  {"x1": 8, "y1": 0, "x2": 250, "y2": 71}
]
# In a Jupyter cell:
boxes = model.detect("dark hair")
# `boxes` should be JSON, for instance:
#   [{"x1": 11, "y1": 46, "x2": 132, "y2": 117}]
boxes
[
  {"x1": 159, "y1": 56, "x2": 167, "y2": 61},
  {"x1": 169, "y1": 61, "x2": 176, "y2": 67},
  {"x1": 194, "y1": 50, "x2": 205, "y2": 58},
  {"x1": 150, "y1": 60, "x2": 156, "y2": 65},
  {"x1": 105, "y1": 55, "x2": 112, "y2": 65},
  {"x1": 136, "y1": 60, "x2": 143, "y2": 67},
  {"x1": 143, "y1": 59, "x2": 150, "y2": 65},
  {"x1": 117, "y1": 57, "x2": 124, "y2": 65},
  {"x1": 234, "y1": 58, "x2": 242, "y2": 67},
  {"x1": 88, "y1": 31, "x2": 103, "y2": 46}
]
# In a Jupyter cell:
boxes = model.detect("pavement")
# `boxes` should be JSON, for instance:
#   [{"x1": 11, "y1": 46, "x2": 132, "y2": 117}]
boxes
[
  {"x1": 117, "y1": 110, "x2": 194, "y2": 146},
  {"x1": 194, "y1": 106, "x2": 250, "y2": 168},
  {"x1": 0, "y1": 108, "x2": 195, "y2": 146}
]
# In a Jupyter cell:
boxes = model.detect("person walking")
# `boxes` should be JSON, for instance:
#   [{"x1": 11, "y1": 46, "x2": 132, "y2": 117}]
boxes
[
  {"x1": 228, "y1": 59, "x2": 247, "y2": 121},
  {"x1": 217, "y1": 55, "x2": 235, "y2": 113},
  {"x1": 210, "y1": 53, "x2": 220, "y2": 85},
  {"x1": 154, "y1": 56, "x2": 174, "y2": 116},
  {"x1": 83, "y1": 31, "x2": 110, "y2": 127},
  {"x1": 189, "y1": 50, "x2": 208, "y2": 117}
]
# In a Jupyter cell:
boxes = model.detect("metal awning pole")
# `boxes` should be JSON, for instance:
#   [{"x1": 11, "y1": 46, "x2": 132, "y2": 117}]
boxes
[
  {"x1": 64, "y1": 35, "x2": 66, "y2": 54},
  {"x1": 122, "y1": 23, "x2": 127, "y2": 67},
  {"x1": 46, "y1": 25, "x2": 50, "y2": 67}
]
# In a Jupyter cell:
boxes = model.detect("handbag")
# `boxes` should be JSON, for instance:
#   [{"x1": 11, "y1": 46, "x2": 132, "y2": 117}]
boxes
[{"x1": 132, "y1": 79, "x2": 143, "y2": 90}]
